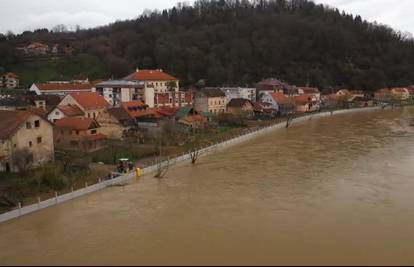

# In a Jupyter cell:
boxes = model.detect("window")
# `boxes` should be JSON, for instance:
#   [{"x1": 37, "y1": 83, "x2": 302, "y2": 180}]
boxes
[
  {"x1": 34, "y1": 120, "x2": 40, "y2": 128},
  {"x1": 13, "y1": 144, "x2": 16, "y2": 148},
  {"x1": 26, "y1": 122, "x2": 32, "y2": 129},
  {"x1": 37, "y1": 137, "x2": 42, "y2": 144},
  {"x1": 76, "y1": 131, "x2": 79, "y2": 135},
  {"x1": 88, "y1": 113, "x2": 91, "y2": 118},
  {"x1": 29, "y1": 141, "x2": 32, "y2": 147},
  {"x1": 55, "y1": 111, "x2": 59, "y2": 115},
  {"x1": 91, "y1": 129, "x2": 97, "y2": 134},
  {"x1": 60, "y1": 130, "x2": 64, "y2": 135}
]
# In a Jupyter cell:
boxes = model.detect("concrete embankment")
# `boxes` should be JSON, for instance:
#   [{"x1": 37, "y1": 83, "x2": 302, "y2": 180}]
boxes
[{"x1": 0, "y1": 106, "x2": 381, "y2": 223}]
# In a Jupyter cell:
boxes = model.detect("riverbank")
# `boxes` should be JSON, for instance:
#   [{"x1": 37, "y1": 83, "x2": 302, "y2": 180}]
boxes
[{"x1": 0, "y1": 105, "x2": 386, "y2": 223}]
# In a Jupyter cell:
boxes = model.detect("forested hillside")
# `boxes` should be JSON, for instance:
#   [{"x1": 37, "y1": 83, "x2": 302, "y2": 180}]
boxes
[{"x1": 1, "y1": 0, "x2": 414, "y2": 90}]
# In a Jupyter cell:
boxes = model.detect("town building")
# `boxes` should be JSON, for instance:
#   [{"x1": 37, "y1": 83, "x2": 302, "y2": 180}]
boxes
[
  {"x1": 93, "y1": 80, "x2": 155, "y2": 107},
  {"x1": 16, "y1": 42, "x2": 50, "y2": 55},
  {"x1": 0, "y1": 110, "x2": 54, "y2": 172},
  {"x1": 47, "y1": 105, "x2": 85, "y2": 122},
  {"x1": 175, "y1": 106, "x2": 207, "y2": 129},
  {"x1": 54, "y1": 117, "x2": 106, "y2": 153},
  {"x1": 154, "y1": 91, "x2": 194, "y2": 108},
  {"x1": 260, "y1": 91, "x2": 295, "y2": 115},
  {"x1": 256, "y1": 78, "x2": 298, "y2": 96},
  {"x1": 194, "y1": 88, "x2": 227, "y2": 114},
  {"x1": 390, "y1": 88, "x2": 410, "y2": 100},
  {"x1": 297, "y1": 87, "x2": 321, "y2": 101},
  {"x1": 123, "y1": 69, "x2": 179, "y2": 94},
  {"x1": 58, "y1": 92, "x2": 110, "y2": 119},
  {"x1": 293, "y1": 94, "x2": 320, "y2": 113},
  {"x1": 220, "y1": 87, "x2": 257, "y2": 102},
  {"x1": 30, "y1": 82, "x2": 93, "y2": 96},
  {"x1": 226, "y1": 98, "x2": 255, "y2": 117},
  {"x1": 0, "y1": 72, "x2": 19, "y2": 89},
  {"x1": 96, "y1": 107, "x2": 136, "y2": 139}
]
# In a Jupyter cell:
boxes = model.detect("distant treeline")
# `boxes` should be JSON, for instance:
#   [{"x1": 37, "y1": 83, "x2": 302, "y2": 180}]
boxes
[{"x1": 1, "y1": 0, "x2": 414, "y2": 91}]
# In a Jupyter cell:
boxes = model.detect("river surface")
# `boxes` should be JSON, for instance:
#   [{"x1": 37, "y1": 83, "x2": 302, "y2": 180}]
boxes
[{"x1": 1, "y1": 108, "x2": 414, "y2": 265}]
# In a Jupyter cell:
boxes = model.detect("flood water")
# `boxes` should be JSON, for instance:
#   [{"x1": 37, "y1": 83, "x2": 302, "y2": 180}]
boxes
[{"x1": 1, "y1": 108, "x2": 414, "y2": 265}]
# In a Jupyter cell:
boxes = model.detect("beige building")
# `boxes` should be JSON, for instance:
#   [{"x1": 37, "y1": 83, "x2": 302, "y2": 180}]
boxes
[
  {"x1": 194, "y1": 88, "x2": 227, "y2": 114},
  {"x1": 54, "y1": 117, "x2": 106, "y2": 153},
  {"x1": 0, "y1": 110, "x2": 54, "y2": 172},
  {"x1": 96, "y1": 107, "x2": 135, "y2": 139},
  {"x1": 58, "y1": 92, "x2": 110, "y2": 119},
  {"x1": 123, "y1": 69, "x2": 179, "y2": 94}
]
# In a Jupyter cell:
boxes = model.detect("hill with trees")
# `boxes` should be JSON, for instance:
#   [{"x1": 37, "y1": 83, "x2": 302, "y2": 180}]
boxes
[{"x1": 1, "y1": 0, "x2": 414, "y2": 91}]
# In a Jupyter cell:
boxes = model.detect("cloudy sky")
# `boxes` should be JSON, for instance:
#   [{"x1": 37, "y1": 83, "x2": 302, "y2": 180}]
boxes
[{"x1": 0, "y1": 0, "x2": 413, "y2": 35}]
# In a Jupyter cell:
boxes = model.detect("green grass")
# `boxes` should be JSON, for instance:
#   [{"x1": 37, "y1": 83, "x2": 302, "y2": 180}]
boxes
[{"x1": 8, "y1": 54, "x2": 107, "y2": 87}]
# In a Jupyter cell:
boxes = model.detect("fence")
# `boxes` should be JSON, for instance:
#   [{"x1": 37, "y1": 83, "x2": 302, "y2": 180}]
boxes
[{"x1": 0, "y1": 106, "x2": 382, "y2": 223}]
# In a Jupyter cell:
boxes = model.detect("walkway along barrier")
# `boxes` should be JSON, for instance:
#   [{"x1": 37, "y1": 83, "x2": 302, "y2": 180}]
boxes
[{"x1": 0, "y1": 106, "x2": 383, "y2": 223}]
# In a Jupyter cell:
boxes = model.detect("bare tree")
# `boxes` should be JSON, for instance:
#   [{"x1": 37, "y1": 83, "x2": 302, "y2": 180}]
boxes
[
  {"x1": 185, "y1": 127, "x2": 201, "y2": 164},
  {"x1": 285, "y1": 87, "x2": 297, "y2": 128},
  {"x1": 11, "y1": 148, "x2": 33, "y2": 173},
  {"x1": 153, "y1": 127, "x2": 170, "y2": 179}
]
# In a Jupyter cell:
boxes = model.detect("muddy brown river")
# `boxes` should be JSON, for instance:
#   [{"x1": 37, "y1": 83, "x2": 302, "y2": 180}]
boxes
[{"x1": 1, "y1": 108, "x2": 414, "y2": 265}]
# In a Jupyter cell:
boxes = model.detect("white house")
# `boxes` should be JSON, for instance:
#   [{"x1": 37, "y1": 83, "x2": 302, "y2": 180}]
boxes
[{"x1": 93, "y1": 80, "x2": 155, "y2": 107}]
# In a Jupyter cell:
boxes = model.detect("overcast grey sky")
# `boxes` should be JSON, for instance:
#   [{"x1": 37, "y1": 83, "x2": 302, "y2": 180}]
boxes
[{"x1": 0, "y1": 0, "x2": 413, "y2": 35}]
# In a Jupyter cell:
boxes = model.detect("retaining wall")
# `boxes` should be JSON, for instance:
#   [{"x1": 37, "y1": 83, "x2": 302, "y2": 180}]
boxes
[{"x1": 0, "y1": 106, "x2": 381, "y2": 223}]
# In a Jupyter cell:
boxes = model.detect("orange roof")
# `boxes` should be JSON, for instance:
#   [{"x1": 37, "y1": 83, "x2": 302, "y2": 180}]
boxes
[
  {"x1": 54, "y1": 117, "x2": 99, "y2": 131},
  {"x1": 270, "y1": 92, "x2": 289, "y2": 104},
  {"x1": 120, "y1": 101, "x2": 156, "y2": 118},
  {"x1": 121, "y1": 101, "x2": 147, "y2": 109},
  {"x1": 35, "y1": 83, "x2": 93, "y2": 92},
  {"x1": 56, "y1": 105, "x2": 85, "y2": 117},
  {"x1": 124, "y1": 69, "x2": 178, "y2": 81},
  {"x1": 391, "y1": 87, "x2": 409, "y2": 93},
  {"x1": 294, "y1": 94, "x2": 314, "y2": 105},
  {"x1": 2, "y1": 72, "x2": 18, "y2": 79},
  {"x1": 69, "y1": 92, "x2": 110, "y2": 110},
  {"x1": 180, "y1": 114, "x2": 206, "y2": 124},
  {"x1": 0, "y1": 110, "x2": 32, "y2": 139},
  {"x1": 298, "y1": 87, "x2": 319, "y2": 94}
]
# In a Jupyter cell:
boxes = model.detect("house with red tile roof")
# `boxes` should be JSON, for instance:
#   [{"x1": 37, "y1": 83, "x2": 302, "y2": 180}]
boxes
[
  {"x1": 298, "y1": 87, "x2": 321, "y2": 101},
  {"x1": 47, "y1": 105, "x2": 85, "y2": 122},
  {"x1": 54, "y1": 117, "x2": 105, "y2": 153},
  {"x1": 29, "y1": 82, "x2": 93, "y2": 96},
  {"x1": 123, "y1": 69, "x2": 179, "y2": 94},
  {"x1": 58, "y1": 92, "x2": 110, "y2": 119},
  {"x1": 293, "y1": 94, "x2": 320, "y2": 113},
  {"x1": 0, "y1": 110, "x2": 54, "y2": 172},
  {"x1": 390, "y1": 87, "x2": 410, "y2": 100},
  {"x1": 260, "y1": 92, "x2": 296, "y2": 115},
  {"x1": 0, "y1": 72, "x2": 19, "y2": 89},
  {"x1": 226, "y1": 98, "x2": 255, "y2": 117}
]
